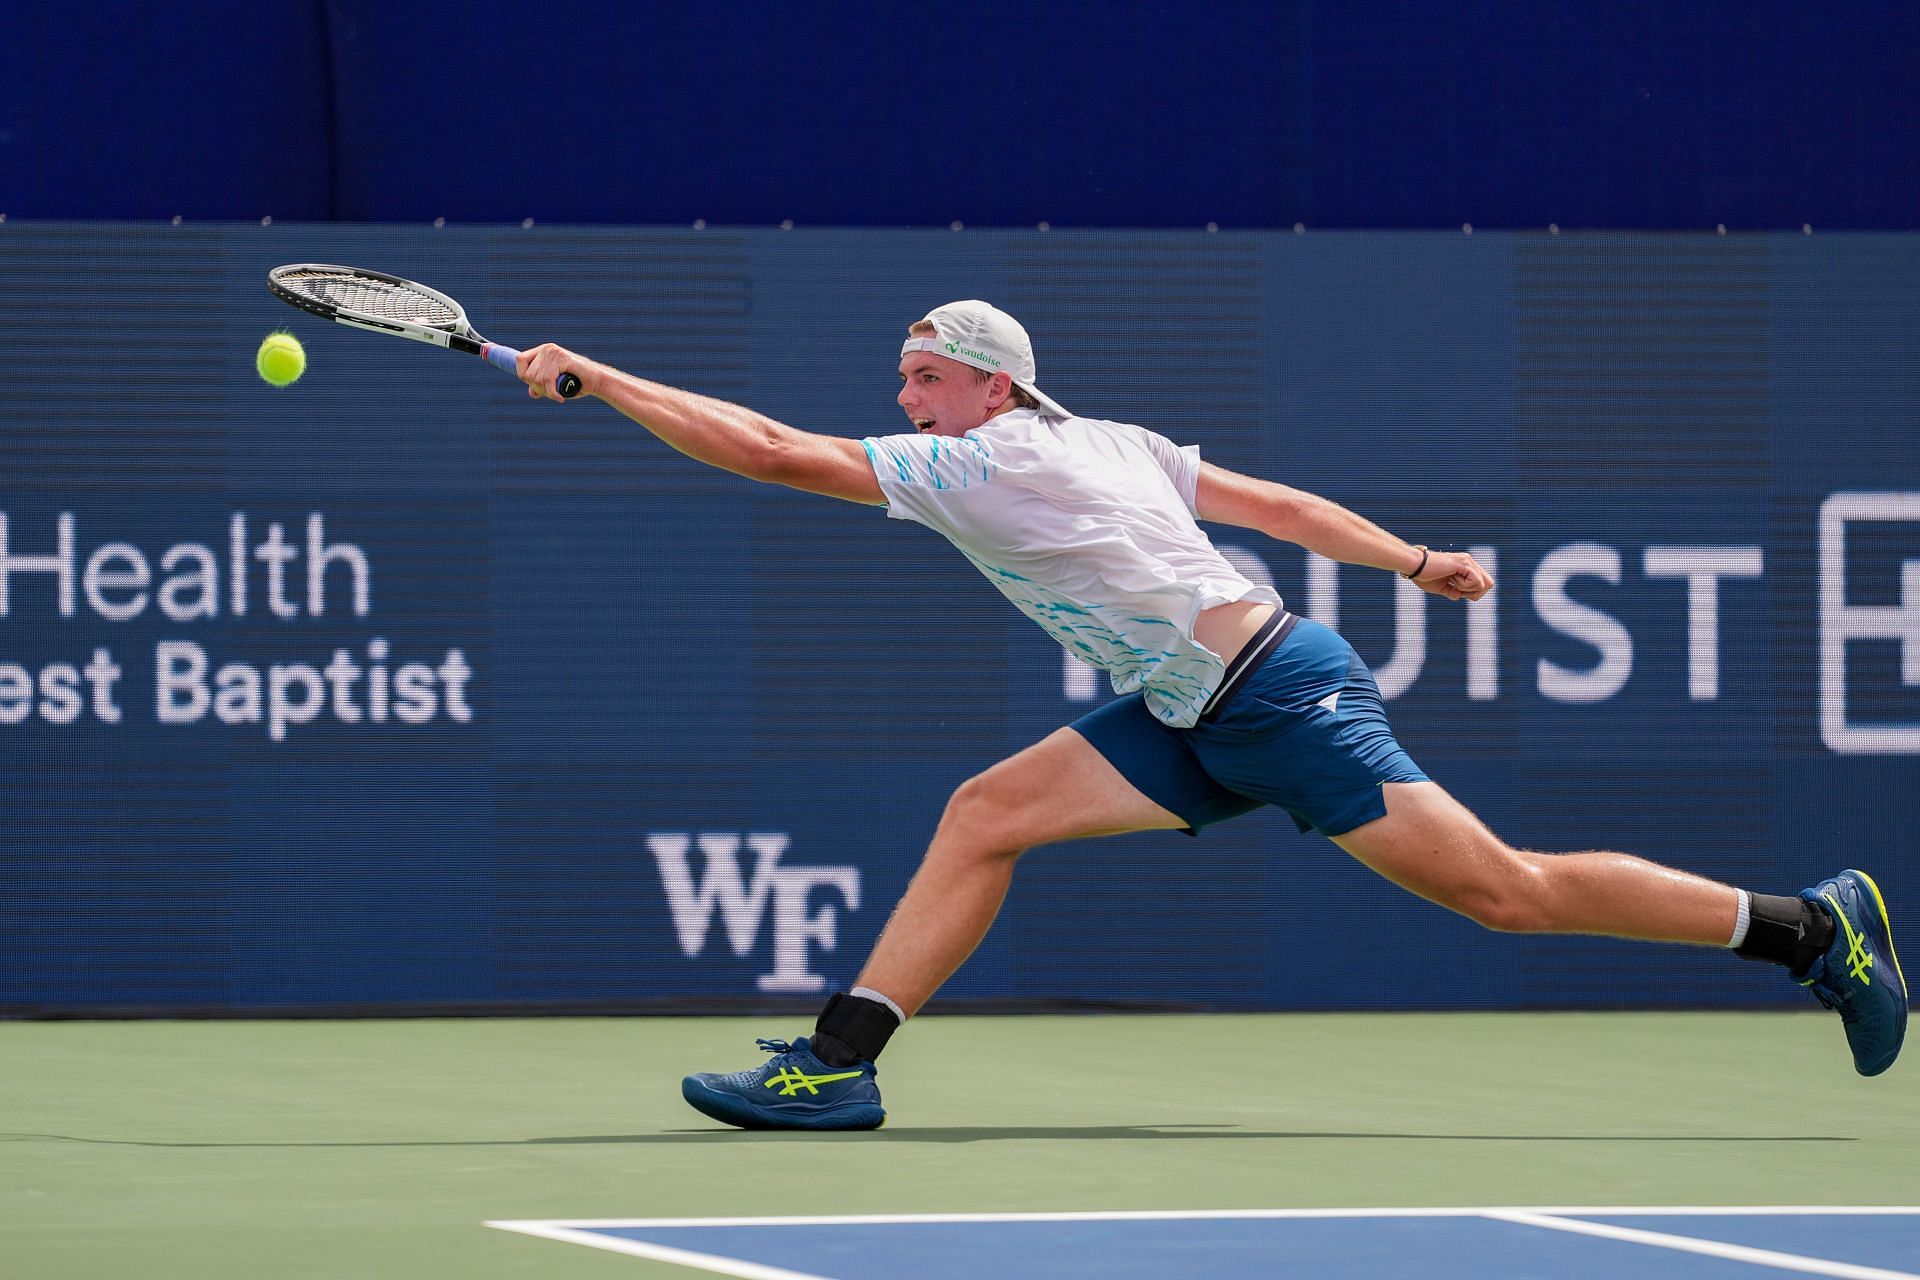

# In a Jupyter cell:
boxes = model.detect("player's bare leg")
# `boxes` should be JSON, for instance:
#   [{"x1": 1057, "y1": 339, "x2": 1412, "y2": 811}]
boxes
[
  {"x1": 680, "y1": 727, "x2": 1186, "y2": 1129},
  {"x1": 1337, "y1": 781, "x2": 1905, "y2": 1076},
  {"x1": 853, "y1": 726, "x2": 1187, "y2": 1016},
  {"x1": 1332, "y1": 781, "x2": 1740, "y2": 942}
]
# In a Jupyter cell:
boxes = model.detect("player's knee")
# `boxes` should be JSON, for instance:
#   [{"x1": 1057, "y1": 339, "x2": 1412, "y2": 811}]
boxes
[
  {"x1": 1454, "y1": 856, "x2": 1555, "y2": 934},
  {"x1": 935, "y1": 773, "x2": 1026, "y2": 860}
]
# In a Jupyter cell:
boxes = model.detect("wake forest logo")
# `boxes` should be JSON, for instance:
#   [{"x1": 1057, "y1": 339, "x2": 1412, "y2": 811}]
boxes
[{"x1": 648, "y1": 833, "x2": 860, "y2": 993}]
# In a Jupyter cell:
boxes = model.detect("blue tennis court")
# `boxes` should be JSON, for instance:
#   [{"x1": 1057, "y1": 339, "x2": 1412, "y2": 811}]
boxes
[{"x1": 489, "y1": 1208, "x2": 1920, "y2": 1279}]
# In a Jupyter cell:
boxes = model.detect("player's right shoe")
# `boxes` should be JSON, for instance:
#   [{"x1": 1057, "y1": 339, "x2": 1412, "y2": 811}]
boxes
[
  {"x1": 681, "y1": 1037, "x2": 886, "y2": 1131},
  {"x1": 1799, "y1": 869, "x2": 1907, "y2": 1076}
]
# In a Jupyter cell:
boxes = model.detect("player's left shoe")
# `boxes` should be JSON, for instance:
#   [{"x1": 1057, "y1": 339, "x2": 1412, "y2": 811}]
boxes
[
  {"x1": 682, "y1": 1037, "x2": 886, "y2": 1130},
  {"x1": 1799, "y1": 869, "x2": 1907, "y2": 1076}
]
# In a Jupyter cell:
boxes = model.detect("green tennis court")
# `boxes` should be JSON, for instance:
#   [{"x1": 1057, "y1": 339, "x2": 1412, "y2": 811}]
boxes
[{"x1": 4, "y1": 1012, "x2": 1914, "y2": 1277}]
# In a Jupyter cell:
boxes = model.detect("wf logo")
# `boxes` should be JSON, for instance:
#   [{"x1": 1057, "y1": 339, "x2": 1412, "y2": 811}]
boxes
[{"x1": 647, "y1": 832, "x2": 861, "y2": 993}]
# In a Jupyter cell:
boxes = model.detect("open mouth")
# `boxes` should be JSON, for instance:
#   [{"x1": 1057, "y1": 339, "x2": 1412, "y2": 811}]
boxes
[{"x1": 912, "y1": 418, "x2": 934, "y2": 432}]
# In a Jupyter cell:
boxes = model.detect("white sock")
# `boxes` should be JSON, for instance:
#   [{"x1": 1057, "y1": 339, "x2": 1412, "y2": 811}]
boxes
[
  {"x1": 1727, "y1": 890, "x2": 1753, "y2": 948},
  {"x1": 851, "y1": 985, "x2": 907, "y2": 1025}
]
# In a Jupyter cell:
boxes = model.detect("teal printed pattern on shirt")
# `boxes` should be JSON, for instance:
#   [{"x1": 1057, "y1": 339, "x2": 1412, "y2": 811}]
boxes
[
  {"x1": 861, "y1": 418, "x2": 1264, "y2": 730},
  {"x1": 862, "y1": 434, "x2": 997, "y2": 490},
  {"x1": 956, "y1": 549, "x2": 1224, "y2": 726}
]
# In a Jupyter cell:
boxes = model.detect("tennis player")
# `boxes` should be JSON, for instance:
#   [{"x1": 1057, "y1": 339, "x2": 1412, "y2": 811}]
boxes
[{"x1": 514, "y1": 301, "x2": 1906, "y2": 1129}]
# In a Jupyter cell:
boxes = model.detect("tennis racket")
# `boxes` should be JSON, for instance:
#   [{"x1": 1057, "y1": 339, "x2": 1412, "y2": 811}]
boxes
[{"x1": 267, "y1": 263, "x2": 581, "y2": 397}]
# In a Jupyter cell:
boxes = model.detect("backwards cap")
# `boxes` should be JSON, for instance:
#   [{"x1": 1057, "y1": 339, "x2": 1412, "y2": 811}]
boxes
[{"x1": 900, "y1": 300, "x2": 1071, "y2": 419}]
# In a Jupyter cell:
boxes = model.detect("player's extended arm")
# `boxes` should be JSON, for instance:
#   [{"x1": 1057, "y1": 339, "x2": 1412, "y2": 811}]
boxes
[
  {"x1": 1194, "y1": 461, "x2": 1492, "y2": 601},
  {"x1": 513, "y1": 344, "x2": 884, "y2": 505}
]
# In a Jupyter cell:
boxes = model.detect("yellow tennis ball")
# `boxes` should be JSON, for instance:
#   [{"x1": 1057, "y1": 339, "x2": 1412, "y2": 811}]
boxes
[{"x1": 256, "y1": 332, "x2": 306, "y2": 387}]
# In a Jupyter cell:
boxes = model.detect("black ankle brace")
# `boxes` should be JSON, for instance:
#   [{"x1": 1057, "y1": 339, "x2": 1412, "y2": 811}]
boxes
[
  {"x1": 812, "y1": 991, "x2": 901, "y2": 1066},
  {"x1": 1737, "y1": 893, "x2": 1834, "y2": 975}
]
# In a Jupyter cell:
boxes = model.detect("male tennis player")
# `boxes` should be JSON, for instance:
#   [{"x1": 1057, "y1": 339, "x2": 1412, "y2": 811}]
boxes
[{"x1": 515, "y1": 301, "x2": 1906, "y2": 1130}]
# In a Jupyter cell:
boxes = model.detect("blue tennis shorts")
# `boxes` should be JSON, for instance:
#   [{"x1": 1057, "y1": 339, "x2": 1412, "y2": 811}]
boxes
[{"x1": 1071, "y1": 616, "x2": 1428, "y2": 837}]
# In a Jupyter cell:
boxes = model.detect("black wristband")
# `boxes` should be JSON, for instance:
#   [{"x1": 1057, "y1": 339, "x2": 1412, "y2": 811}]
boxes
[{"x1": 1404, "y1": 545, "x2": 1429, "y2": 579}]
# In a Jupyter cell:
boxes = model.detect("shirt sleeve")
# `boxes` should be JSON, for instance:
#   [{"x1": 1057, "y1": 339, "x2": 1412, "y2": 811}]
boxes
[
  {"x1": 859, "y1": 432, "x2": 1000, "y2": 526},
  {"x1": 1122, "y1": 424, "x2": 1202, "y2": 514}
]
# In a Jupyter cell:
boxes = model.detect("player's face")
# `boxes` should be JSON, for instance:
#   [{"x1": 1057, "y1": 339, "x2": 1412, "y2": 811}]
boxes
[{"x1": 897, "y1": 352, "x2": 1002, "y2": 436}]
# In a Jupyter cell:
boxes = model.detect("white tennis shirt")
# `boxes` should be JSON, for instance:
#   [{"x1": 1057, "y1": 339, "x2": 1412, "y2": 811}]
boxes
[{"x1": 862, "y1": 409, "x2": 1282, "y2": 727}]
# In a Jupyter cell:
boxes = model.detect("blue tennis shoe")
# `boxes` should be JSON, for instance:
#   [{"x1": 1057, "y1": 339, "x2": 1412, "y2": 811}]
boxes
[
  {"x1": 682, "y1": 1037, "x2": 886, "y2": 1130},
  {"x1": 1799, "y1": 870, "x2": 1907, "y2": 1076}
]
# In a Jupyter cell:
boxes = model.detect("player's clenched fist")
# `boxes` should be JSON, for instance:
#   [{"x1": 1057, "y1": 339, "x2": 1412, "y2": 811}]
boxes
[
  {"x1": 515, "y1": 343, "x2": 597, "y2": 400},
  {"x1": 1412, "y1": 549, "x2": 1493, "y2": 601}
]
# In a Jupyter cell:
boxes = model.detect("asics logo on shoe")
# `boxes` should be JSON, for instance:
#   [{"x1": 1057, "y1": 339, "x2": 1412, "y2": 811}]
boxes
[
  {"x1": 1823, "y1": 891, "x2": 1876, "y2": 984},
  {"x1": 764, "y1": 1067, "x2": 865, "y2": 1097}
]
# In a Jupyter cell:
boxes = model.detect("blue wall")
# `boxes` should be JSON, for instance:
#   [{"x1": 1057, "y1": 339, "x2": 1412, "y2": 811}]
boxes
[
  {"x1": 5, "y1": 1, "x2": 1916, "y2": 229},
  {"x1": 1, "y1": 223, "x2": 1916, "y2": 1013}
]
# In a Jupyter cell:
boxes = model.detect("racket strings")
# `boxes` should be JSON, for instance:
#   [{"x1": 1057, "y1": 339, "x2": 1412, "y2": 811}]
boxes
[{"x1": 277, "y1": 270, "x2": 461, "y2": 328}]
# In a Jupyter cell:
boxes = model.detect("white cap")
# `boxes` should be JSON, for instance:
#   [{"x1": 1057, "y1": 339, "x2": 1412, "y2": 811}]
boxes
[{"x1": 900, "y1": 300, "x2": 1071, "y2": 419}]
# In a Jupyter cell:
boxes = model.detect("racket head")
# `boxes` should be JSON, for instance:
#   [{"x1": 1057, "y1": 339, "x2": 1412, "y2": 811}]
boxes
[{"x1": 268, "y1": 263, "x2": 477, "y2": 346}]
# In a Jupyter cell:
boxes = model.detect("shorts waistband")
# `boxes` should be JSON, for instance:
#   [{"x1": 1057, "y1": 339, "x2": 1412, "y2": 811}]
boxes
[{"x1": 1198, "y1": 609, "x2": 1298, "y2": 723}]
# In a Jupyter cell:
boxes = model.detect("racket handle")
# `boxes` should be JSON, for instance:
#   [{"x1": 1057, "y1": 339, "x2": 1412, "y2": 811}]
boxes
[{"x1": 480, "y1": 342, "x2": 582, "y2": 398}]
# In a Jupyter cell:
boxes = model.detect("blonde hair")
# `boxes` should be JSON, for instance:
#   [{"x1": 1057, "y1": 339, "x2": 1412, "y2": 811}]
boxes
[{"x1": 905, "y1": 321, "x2": 1039, "y2": 410}]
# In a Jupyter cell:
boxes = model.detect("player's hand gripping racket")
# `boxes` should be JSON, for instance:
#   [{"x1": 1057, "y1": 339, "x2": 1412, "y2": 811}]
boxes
[{"x1": 267, "y1": 263, "x2": 581, "y2": 397}]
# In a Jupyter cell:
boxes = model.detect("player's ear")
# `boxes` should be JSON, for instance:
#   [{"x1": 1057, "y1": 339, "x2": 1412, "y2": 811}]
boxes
[{"x1": 988, "y1": 371, "x2": 1013, "y2": 406}]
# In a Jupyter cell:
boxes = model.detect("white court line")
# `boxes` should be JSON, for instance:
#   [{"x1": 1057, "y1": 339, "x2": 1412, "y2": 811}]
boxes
[
  {"x1": 1529, "y1": 1209, "x2": 1920, "y2": 1218},
  {"x1": 486, "y1": 1208, "x2": 1920, "y2": 1280},
  {"x1": 492, "y1": 1206, "x2": 1920, "y2": 1230},
  {"x1": 1484, "y1": 1210, "x2": 1920, "y2": 1280},
  {"x1": 487, "y1": 1221, "x2": 838, "y2": 1280}
]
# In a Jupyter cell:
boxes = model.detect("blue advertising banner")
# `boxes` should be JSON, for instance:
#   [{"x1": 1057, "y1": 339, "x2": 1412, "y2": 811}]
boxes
[{"x1": 1, "y1": 224, "x2": 1915, "y2": 1013}]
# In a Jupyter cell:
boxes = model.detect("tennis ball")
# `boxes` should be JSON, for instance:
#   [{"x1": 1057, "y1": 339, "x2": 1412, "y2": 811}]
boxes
[{"x1": 256, "y1": 332, "x2": 306, "y2": 387}]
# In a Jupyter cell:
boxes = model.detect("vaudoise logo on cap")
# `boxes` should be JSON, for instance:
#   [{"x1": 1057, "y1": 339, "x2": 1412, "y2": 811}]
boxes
[{"x1": 945, "y1": 340, "x2": 1001, "y2": 369}]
